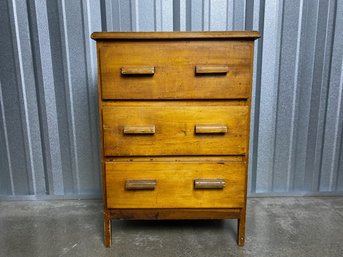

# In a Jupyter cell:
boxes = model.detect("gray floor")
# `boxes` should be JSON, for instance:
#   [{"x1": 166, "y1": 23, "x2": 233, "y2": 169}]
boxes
[{"x1": 0, "y1": 197, "x2": 342, "y2": 257}]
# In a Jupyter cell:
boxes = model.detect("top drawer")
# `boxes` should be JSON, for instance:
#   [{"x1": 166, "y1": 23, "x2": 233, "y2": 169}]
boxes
[{"x1": 99, "y1": 40, "x2": 253, "y2": 100}]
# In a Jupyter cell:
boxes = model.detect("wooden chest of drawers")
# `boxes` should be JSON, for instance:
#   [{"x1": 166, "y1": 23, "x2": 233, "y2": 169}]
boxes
[{"x1": 91, "y1": 31, "x2": 260, "y2": 247}]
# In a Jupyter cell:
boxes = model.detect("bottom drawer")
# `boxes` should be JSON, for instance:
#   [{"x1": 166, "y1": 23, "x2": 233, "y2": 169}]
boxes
[{"x1": 105, "y1": 161, "x2": 246, "y2": 209}]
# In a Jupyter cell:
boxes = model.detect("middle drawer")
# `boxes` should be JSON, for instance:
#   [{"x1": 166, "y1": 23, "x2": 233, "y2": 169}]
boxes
[{"x1": 102, "y1": 103, "x2": 248, "y2": 156}]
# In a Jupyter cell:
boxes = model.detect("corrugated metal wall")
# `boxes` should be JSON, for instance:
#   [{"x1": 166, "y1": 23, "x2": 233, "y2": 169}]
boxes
[{"x1": 0, "y1": 0, "x2": 342, "y2": 198}]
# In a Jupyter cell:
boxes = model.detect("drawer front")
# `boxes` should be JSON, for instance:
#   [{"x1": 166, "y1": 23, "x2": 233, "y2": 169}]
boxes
[
  {"x1": 100, "y1": 40, "x2": 253, "y2": 99},
  {"x1": 102, "y1": 104, "x2": 248, "y2": 156},
  {"x1": 105, "y1": 161, "x2": 246, "y2": 209}
]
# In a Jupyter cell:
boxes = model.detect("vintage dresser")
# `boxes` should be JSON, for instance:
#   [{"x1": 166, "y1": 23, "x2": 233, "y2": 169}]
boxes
[{"x1": 91, "y1": 31, "x2": 260, "y2": 247}]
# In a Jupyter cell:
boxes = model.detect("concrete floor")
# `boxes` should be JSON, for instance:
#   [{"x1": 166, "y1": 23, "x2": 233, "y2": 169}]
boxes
[{"x1": 0, "y1": 197, "x2": 342, "y2": 257}]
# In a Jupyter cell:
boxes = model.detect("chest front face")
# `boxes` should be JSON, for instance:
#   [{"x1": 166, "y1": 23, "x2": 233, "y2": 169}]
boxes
[{"x1": 92, "y1": 31, "x2": 259, "y2": 248}]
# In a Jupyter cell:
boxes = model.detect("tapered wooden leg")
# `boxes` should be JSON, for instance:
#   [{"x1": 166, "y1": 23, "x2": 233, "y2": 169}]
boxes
[
  {"x1": 104, "y1": 212, "x2": 112, "y2": 247},
  {"x1": 237, "y1": 210, "x2": 246, "y2": 246}
]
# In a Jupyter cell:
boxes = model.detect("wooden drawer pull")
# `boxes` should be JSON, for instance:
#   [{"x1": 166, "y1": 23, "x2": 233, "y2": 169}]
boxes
[
  {"x1": 125, "y1": 180, "x2": 156, "y2": 190},
  {"x1": 194, "y1": 179, "x2": 225, "y2": 189},
  {"x1": 121, "y1": 66, "x2": 155, "y2": 75},
  {"x1": 123, "y1": 125, "x2": 155, "y2": 134},
  {"x1": 195, "y1": 64, "x2": 229, "y2": 74},
  {"x1": 195, "y1": 124, "x2": 227, "y2": 134}
]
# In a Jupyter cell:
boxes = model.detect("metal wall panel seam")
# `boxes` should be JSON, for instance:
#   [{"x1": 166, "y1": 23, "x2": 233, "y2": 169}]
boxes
[
  {"x1": 226, "y1": 0, "x2": 233, "y2": 30},
  {"x1": 180, "y1": 0, "x2": 187, "y2": 31},
  {"x1": 32, "y1": 0, "x2": 64, "y2": 195},
  {"x1": 81, "y1": 0, "x2": 102, "y2": 193},
  {"x1": 303, "y1": 0, "x2": 325, "y2": 192},
  {"x1": 154, "y1": 0, "x2": 161, "y2": 31},
  {"x1": 319, "y1": 0, "x2": 343, "y2": 191},
  {"x1": 8, "y1": 0, "x2": 35, "y2": 194},
  {"x1": 161, "y1": 0, "x2": 173, "y2": 31},
  {"x1": 248, "y1": 0, "x2": 265, "y2": 193},
  {"x1": 0, "y1": 81, "x2": 15, "y2": 195},
  {"x1": 293, "y1": 0, "x2": 320, "y2": 191},
  {"x1": 256, "y1": 0, "x2": 283, "y2": 192},
  {"x1": 202, "y1": 0, "x2": 210, "y2": 30},
  {"x1": 287, "y1": 0, "x2": 304, "y2": 191},
  {"x1": 313, "y1": 0, "x2": 337, "y2": 192},
  {"x1": 133, "y1": 0, "x2": 139, "y2": 31},
  {"x1": 271, "y1": 0, "x2": 285, "y2": 192},
  {"x1": 59, "y1": 0, "x2": 80, "y2": 194},
  {"x1": 27, "y1": 0, "x2": 61, "y2": 195}
]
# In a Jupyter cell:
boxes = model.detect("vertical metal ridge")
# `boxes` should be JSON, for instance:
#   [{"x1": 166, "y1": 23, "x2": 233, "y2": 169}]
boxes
[
  {"x1": 304, "y1": 0, "x2": 322, "y2": 192},
  {"x1": 314, "y1": 0, "x2": 336, "y2": 191},
  {"x1": 0, "y1": 81, "x2": 15, "y2": 195},
  {"x1": 225, "y1": 0, "x2": 229, "y2": 30},
  {"x1": 8, "y1": 0, "x2": 34, "y2": 195},
  {"x1": 208, "y1": 0, "x2": 211, "y2": 30},
  {"x1": 99, "y1": 0, "x2": 107, "y2": 31},
  {"x1": 81, "y1": 0, "x2": 101, "y2": 193},
  {"x1": 288, "y1": 0, "x2": 304, "y2": 191},
  {"x1": 160, "y1": 0, "x2": 163, "y2": 30},
  {"x1": 153, "y1": 0, "x2": 157, "y2": 31},
  {"x1": 330, "y1": 57, "x2": 343, "y2": 189},
  {"x1": 327, "y1": 0, "x2": 343, "y2": 190},
  {"x1": 59, "y1": 0, "x2": 79, "y2": 194},
  {"x1": 31, "y1": 0, "x2": 63, "y2": 195},
  {"x1": 249, "y1": 0, "x2": 265, "y2": 193},
  {"x1": 319, "y1": 0, "x2": 341, "y2": 191},
  {"x1": 271, "y1": 0, "x2": 285, "y2": 192},
  {"x1": 226, "y1": 0, "x2": 235, "y2": 30},
  {"x1": 295, "y1": 0, "x2": 321, "y2": 191},
  {"x1": 232, "y1": 0, "x2": 235, "y2": 29},
  {"x1": 135, "y1": 0, "x2": 139, "y2": 31},
  {"x1": 256, "y1": 0, "x2": 282, "y2": 192},
  {"x1": 243, "y1": 0, "x2": 246, "y2": 29}
]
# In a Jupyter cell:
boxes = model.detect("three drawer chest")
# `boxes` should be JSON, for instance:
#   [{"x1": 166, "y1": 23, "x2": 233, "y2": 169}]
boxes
[{"x1": 91, "y1": 31, "x2": 260, "y2": 247}]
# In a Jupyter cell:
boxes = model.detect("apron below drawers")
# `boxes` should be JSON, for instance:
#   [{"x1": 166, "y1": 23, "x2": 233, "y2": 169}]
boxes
[{"x1": 105, "y1": 161, "x2": 246, "y2": 209}]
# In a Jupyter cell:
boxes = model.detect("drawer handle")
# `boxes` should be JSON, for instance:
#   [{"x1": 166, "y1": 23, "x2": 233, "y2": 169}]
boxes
[
  {"x1": 195, "y1": 124, "x2": 227, "y2": 134},
  {"x1": 123, "y1": 125, "x2": 155, "y2": 134},
  {"x1": 121, "y1": 66, "x2": 155, "y2": 75},
  {"x1": 194, "y1": 179, "x2": 225, "y2": 189},
  {"x1": 195, "y1": 65, "x2": 229, "y2": 74},
  {"x1": 125, "y1": 180, "x2": 156, "y2": 190}
]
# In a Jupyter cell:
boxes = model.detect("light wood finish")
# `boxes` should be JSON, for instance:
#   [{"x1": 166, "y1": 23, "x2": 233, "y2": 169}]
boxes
[
  {"x1": 121, "y1": 66, "x2": 155, "y2": 75},
  {"x1": 195, "y1": 64, "x2": 229, "y2": 74},
  {"x1": 106, "y1": 156, "x2": 244, "y2": 162},
  {"x1": 125, "y1": 179, "x2": 156, "y2": 190},
  {"x1": 106, "y1": 161, "x2": 245, "y2": 209},
  {"x1": 92, "y1": 31, "x2": 260, "y2": 248},
  {"x1": 110, "y1": 208, "x2": 241, "y2": 220},
  {"x1": 100, "y1": 41, "x2": 253, "y2": 99},
  {"x1": 103, "y1": 211, "x2": 111, "y2": 247},
  {"x1": 195, "y1": 124, "x2": 228, "y2": 134},
  {"x1": 102, "y1": 105, "x2": 248, "y2": 156},
  {"x1": 91, "y1": 31, "x2": 261, "y2": 40},
  {"x1": 123, "y1": 125, "x2": 155, "y2": 135},
  {"x1": 194, "y1": 178, "x2": 226, "y2": 189}
]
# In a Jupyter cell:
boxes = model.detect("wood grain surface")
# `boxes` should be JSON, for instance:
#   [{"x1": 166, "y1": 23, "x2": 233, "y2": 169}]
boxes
[
  {"x1": 100, "y1": 40, "x2": 253, "y2": 99},
  {"x1": 91, "y1": 31, "x2": 261, "y2": 40},
  {"x1": 105, "y1": 161, "x2": 245, "y2": 209},
  {"x1": 102, "y1": 104, "x2": 248, "y2": 156}
]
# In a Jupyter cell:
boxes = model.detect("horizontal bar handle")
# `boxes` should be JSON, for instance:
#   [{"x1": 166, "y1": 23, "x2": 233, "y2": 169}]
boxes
[
  {"x1": 194, "y1": 179, "x2": 225, "y2": 189},
  {"x1": 195, "y1": 64, "x2": 229, "y2": 74},
  {"x1": 125, "y1": 180, "x2": 156, "y2": 190},
  {"x1": 123, "y1": 125, "x2": 155, "y2": 134},
  {"x1": 195, "y1": 124, "x2": 228, "y2": 134},
  {"x1": 121, "y1": 66, "x2": 155, "y2": 75}
]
